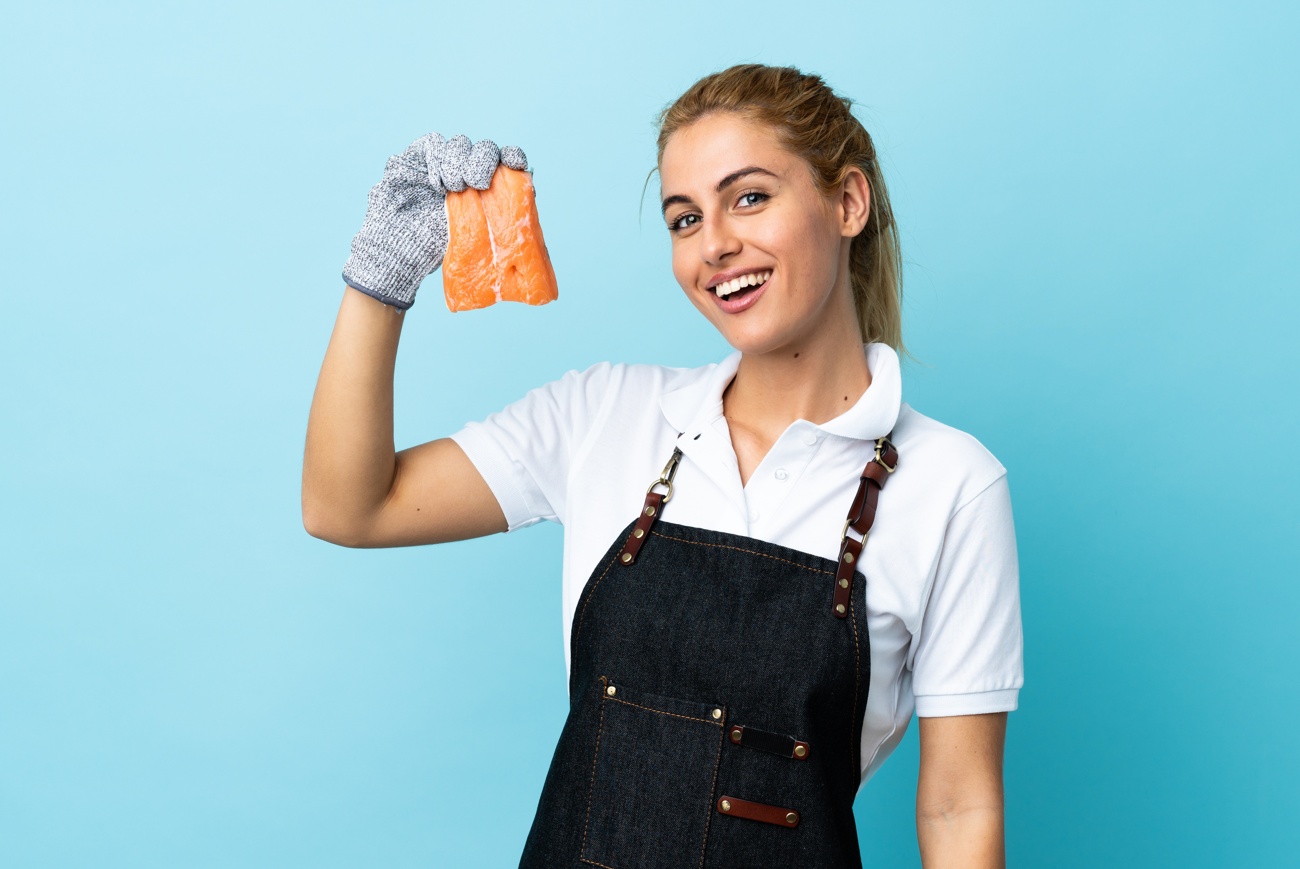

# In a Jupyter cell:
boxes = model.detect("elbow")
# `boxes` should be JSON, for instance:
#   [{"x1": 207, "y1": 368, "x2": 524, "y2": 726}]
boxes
[{"x1": 301, "y1": 499, "x2": 369, "y2": 548}]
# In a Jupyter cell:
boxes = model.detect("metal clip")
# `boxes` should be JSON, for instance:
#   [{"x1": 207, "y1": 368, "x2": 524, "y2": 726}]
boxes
[
  {"x1": 873, "y1": 436, "x2": 897, "y2": 473},
  {"x1": 646, "y1": 447, "x2": 684, "y2": 504}
]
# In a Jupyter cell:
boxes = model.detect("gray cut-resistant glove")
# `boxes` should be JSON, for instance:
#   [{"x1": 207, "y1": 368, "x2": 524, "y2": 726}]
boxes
[{"x1": 342, "y1": 133, "x2": 529, "y2": 310}]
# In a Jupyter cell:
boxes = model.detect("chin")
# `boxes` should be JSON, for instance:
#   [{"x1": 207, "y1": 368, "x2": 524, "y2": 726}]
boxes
[{"x1": 712, "y1": 322, "x2": 801, "y2": 357}]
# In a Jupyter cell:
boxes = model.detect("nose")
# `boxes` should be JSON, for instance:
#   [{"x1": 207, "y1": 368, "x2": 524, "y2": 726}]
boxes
[{"x1": 699, "y1": 213, "x2": 741, "y2": 265}]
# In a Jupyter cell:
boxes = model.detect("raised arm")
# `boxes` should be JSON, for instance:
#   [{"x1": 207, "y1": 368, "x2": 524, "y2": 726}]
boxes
[{"x1": 301, "y1": 134, "x2": 528, "y2": 548}]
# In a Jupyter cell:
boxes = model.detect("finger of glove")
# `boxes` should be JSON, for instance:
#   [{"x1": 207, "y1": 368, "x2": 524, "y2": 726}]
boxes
[
  {"x1": 499, "y1": 145, "x2": 528, "y2": 171},
  {"x1": 414, "y1": 131, "x2": 446, "y2": 159},
  {"x1": 414, "y1": 132, "x2": 448, "y2": 194},
  {"x1": 463, "y1": 139, "x2": 501, "y2": 190},
  {"x1": 440, "y1": 134, "x2": 473, "y2": 192}
]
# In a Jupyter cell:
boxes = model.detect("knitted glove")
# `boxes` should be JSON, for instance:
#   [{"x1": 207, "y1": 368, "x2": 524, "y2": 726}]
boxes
[{"x1": 342, "y1": 133, "x2": 529, "y2": 310}]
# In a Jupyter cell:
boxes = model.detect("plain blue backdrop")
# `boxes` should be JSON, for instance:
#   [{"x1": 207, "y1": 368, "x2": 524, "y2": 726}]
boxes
[{"x1": 2, "y1": 1, "x2": 1297, "y2": 866}]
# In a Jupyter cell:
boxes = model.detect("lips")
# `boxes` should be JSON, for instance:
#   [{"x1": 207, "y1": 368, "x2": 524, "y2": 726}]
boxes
[
  {"x1": 709, "y1": 269, "x2": 772, "y2": 299},
  {"x1": 711, "y1": 274, "x2": 769, "y2": 314}
]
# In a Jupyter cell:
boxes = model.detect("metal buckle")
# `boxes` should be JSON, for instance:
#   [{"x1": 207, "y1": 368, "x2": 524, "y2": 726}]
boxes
[
  {"x1": 840, "y1": 518, "x2": 868, "y2": 544},
  {"x1": 646, "y1": 477, "x2": 674, "y2": 503},
  {"x1": 646, "y1": 447, "x2": 683, "y2": 504},
  {"x1": 873, "y1": 436, "x2": 897, "y2": 473}
]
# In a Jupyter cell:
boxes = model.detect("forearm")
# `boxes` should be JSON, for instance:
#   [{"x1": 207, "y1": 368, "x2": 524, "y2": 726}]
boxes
[
  {"x1": 302, "y1": 285, "x2": 405, "y2": 543},
  {"x1": 915, "y1": 713, "x2": 1008, "y2": 868},
  {"x1": 917, "y1": 802, "x2": 1004, "y2": 868}
]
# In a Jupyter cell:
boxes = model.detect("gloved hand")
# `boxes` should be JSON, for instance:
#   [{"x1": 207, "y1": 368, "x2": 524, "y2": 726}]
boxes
[{"x1": 342, "y1": 133, "x2": 529, "y2": 310}]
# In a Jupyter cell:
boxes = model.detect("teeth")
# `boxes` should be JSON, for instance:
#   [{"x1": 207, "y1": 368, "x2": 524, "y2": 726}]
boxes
[{"x1": 714, "y1": 271, "x2": 771, "y2": 298}]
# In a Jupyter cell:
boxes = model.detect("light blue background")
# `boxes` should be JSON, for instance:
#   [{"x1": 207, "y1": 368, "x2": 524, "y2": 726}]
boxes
[{"x1": 2, "y1": 1, "x2": 1296, "y2": 866}]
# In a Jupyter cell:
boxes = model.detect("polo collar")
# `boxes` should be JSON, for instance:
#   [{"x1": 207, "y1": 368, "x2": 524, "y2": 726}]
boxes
[{"x1": 658, "y1": 343, "x2": 902, "y2": 442}]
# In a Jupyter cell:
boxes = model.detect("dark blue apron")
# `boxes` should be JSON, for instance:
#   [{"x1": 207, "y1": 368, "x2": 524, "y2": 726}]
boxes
[{"x1": 520, "y1": 435, "x2": 898, "y2": 868}]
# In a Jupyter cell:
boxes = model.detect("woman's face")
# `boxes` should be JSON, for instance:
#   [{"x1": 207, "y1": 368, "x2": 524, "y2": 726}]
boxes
[{"x1": 659, "y1": 112, "x2": 866, "y2": 357}]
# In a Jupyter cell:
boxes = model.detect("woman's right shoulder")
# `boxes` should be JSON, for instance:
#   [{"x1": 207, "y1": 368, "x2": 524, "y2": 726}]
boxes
[{"x1": 541, "y1": 359, "x2": 720, "y2": 416}]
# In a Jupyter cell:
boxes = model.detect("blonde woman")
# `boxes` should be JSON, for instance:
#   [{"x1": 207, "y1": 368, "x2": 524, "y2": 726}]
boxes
[{"x1": 304, "y1": 64, "x2": 1022, "y2": 868}]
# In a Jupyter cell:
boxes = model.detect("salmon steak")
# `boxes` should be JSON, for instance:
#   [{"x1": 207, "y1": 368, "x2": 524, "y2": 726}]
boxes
[{"x1": 441, "y1": 166, "x2": 559, "y2": 312}]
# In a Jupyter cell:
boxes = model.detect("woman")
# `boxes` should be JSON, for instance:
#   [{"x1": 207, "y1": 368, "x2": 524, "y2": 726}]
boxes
[{"x1": 303, "y1": 64, "x2": 1022, "y2": 868}]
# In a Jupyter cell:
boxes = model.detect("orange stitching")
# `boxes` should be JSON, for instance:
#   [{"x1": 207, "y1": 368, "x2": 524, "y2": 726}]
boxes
[
  {"x1": 580, "y1": 679, "x2": 721, "y2": 868},
  {"x1": 649, "y1": 530, "x2": 834, "y2": 576},
  {"x1": 608, "y1": 694, "x2": 722, "y2": 726},
  {"x1": 575, "y1": 528, "x2": 833, "y2": 653},
  {"x1": 572, "y1": 553, "x2": 618, "y2": 656},
  {"x1": 849, "y1": 592, "x2": 861, "y2": 777},
  {"x1": 699, "y1": 710, "x2": 726, "y2": 869},
  {"x1": 579, "y1": 680, "x2": 608, "y2": 862}
]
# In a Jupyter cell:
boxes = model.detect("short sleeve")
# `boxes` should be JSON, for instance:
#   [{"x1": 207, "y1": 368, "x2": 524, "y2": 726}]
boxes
[
  {"x1": 911, "y1": 473, "x2": 1023, "y2": 717},
  {"x1": 450, "y1": 363, "x2": 614, "y2": 532}
]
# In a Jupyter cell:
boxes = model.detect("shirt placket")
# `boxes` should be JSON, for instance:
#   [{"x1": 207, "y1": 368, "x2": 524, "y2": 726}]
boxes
[{"x1": 742, "y1": 422, "x2": 825, "y2": 535}]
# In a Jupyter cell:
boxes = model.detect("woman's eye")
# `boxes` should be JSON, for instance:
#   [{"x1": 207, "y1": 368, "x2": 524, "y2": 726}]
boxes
[
  {"x1": 669, "y1": 213, "x2": 700, "y2": 233},
  {"x1": 738, "y1": 191, "x2": 768, "y2": 208}
]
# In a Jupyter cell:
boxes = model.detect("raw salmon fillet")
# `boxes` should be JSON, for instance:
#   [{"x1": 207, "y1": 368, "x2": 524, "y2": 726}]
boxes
[{"x1": 441, "y1": 166, "x2": 559, "y2": 312}]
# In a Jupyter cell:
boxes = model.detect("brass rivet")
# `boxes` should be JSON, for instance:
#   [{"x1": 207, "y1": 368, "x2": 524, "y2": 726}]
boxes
[
  {"x1": 843, "y1": 551, "x2": 854, "y2": 563},
  {"x1": 730, "y1": 728, "x2": 742, "y2": 743},
  {"x1": 644, "y1": 505, "x2": 656, "y2": 517},
  {"x1": 606, "y1": 685, "x2": 616, "y2": 697},
  {"x1": 838, "y1": 578, "x2": 849, "y2": 589},
  {"x1": 620, "y1": 552, "x2": 633, "y2": 564},
  {"x1": 835, "y1": 603, "x2": 846, "y2": 615},
  {"x1": 720, "y1": 800, "x2": 731, "y2": 812},
  {"x1": 633, "y1": 528, "x2": 644, "y2": 539},
  {"x1": 712, "y1": 708, "x2": 723, "y2": 720},
  {"x1": 794, "y1": 744, "x2": 807, "y2": 758},
  {"x1": 786, "y1": 812, "x2": 798, "y2": 825}
]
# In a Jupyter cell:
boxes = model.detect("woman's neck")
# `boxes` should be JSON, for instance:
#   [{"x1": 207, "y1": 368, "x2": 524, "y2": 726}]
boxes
[
  {"x1": 726, "y1": 338, "x2": 871, "y2": 426},
  {"x1": 722, "y1": 322, "x2": 873, "y2": 482}
]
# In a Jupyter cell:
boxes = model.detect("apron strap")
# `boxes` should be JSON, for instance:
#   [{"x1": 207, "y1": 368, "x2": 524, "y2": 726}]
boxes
[
  {"x1": 832, "y1": 434, "x2": 898, "y2": 619},
  {"x1": 618, "y1": 446, "x2": 683, "y2": 566}
]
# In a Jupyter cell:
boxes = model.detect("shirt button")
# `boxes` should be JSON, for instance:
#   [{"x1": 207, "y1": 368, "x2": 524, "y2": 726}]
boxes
[
  {"x1": 775, "y1": 468, "x2": 789, "y2": 481},
  {"x1": 802, "y1": 432, "x2": 818, "y2": 446},
  {"x1": 748, "y1": 508, "x2": 760, "y2": 523}
]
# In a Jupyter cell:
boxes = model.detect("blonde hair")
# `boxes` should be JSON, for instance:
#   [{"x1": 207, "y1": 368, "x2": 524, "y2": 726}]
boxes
[{"x1": 656, "y1": 64, "x2": 904, "y2": 352}]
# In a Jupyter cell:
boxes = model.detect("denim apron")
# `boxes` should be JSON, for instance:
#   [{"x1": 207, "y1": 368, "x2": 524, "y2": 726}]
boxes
[{"x1": 520, "y1": 435, "x2": 898, "y2": 869}]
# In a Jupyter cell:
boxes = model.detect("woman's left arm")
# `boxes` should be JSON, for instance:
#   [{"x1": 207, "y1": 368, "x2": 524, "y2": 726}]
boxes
[{"x1": 916, "y1": 712, "x2": 1007, "y2": 868}]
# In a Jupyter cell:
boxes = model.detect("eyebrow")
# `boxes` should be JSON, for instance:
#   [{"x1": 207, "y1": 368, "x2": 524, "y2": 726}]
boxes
[{"x1": 660, "y1": 166, "x2": 778, "y2": 215}]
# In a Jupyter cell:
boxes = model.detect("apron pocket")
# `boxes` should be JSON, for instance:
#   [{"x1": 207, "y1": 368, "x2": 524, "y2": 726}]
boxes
[{"x1": 580, "y1": 676, "x2": 725, "y2": 869}]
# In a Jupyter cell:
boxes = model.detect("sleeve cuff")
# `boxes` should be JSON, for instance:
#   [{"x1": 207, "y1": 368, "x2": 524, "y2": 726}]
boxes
[
  {"x1": 450, "y1": 424, "x2": 551, "y2": 531},
  {"x1": 914, "y1": 688, "x2": 1019, "y2": 718}
]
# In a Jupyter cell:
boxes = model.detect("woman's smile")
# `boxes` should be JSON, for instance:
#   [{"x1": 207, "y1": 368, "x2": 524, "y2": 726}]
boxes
[{"x1": 707, "y1": 267, "x2": 773, "y2": 312}]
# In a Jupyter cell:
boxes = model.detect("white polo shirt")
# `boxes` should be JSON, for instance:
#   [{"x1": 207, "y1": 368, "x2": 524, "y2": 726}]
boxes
[{"x1": 451, "y1": 343, "x2": 1022, "y2": 785}]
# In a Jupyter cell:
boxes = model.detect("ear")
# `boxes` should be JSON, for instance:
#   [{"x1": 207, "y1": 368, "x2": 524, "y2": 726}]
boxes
[{"x1": 836, "y1": 167, "x2": 871, "y2": 238}]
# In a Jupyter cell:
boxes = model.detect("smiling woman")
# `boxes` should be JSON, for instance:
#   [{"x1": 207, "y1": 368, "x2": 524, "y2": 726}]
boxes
[
  {"x1": 658, "y1": 64, "x2": 903, "y2": 355},
  {"x1": 661, "y1": 114, "x2": 864, "y2": 360},
  {"x1": 303, "y1": 63, "x2": 1021, "y2": 868}
]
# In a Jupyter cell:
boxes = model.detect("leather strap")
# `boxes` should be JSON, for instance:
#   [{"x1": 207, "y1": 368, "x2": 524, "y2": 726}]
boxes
[
  {"x1": 619, "y1": 447, "x2": 683, "y2": 566},
  {"x1": 727, "y1": 724, "x2": 810, "y2": 760},
  {"x1": 619, "y1": 491, "x2": 665, "y2": 565},
  {"x1": 717, "y1": 795, "x2": 800, "y2": 828},
  {"x1": 832, "y1": 435, "x2": 898, "y2": 619}
]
